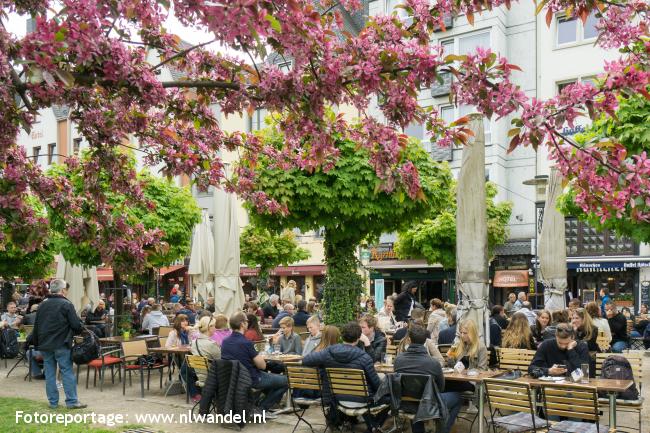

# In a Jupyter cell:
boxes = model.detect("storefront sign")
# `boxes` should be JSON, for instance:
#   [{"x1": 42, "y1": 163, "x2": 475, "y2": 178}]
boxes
[
  {"x1": 493, "y1": 270, "x2": 530, "y2": 288},
  {"x1": 375, "y1": 279, "x2": 385, "y2": 311},
  {"x1": 369, "y1": 243, "x2": 397, "y2": 261},
  {"x1": 360, "y1": 250, "x2": 371, "y2": 261},
  {"x1": 569, "y1": 261, "x2": 650, "y2": 272}
]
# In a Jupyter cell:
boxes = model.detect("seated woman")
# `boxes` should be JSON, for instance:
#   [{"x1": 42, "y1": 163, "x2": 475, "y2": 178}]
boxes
[
  {"x1": 188, "y1": 316, "x2": 221, "y2": 402},
  {"x1": 585, "y1": 301, "x2": 612, "y2": 344},
  {"x1": 531, "y1": 310, "x2": 551, "y2": 346},
  {"x1": 571, "y1": 308, "x2": 600, "y2": 352},
  {"x1": 502, "y1": 313, "x2": 536, "y2": 350},
  {"x1": 244, "y1": 313, "x2": 264, "y2": 342},
  {"x1": 445, "y1": 319, "x2": 488, "y2": 393},
  {"x1": 166, "y1": 314, "x2": 190, "y2": 347},
  {"x1": 272, "y1": 316, "x2": 302, "y2": 354},
  {"x1": 245, "y1": 302, "x2": 264, "y2": 320},
  {"x1": 210, "y1": 314, "x2": 232, "y2": 346},
  {"x1": 542, "y1": 310, "x2": 570, "y2": 340}
]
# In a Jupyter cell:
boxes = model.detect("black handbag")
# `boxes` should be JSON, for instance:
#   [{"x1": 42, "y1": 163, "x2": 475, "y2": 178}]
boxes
[{"x1": 71, "y1": 328, "x2": 99, "y2": 365}]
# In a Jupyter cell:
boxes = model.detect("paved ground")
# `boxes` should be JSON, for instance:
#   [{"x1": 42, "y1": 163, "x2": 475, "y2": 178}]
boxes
[{"x1": 0, "y1": 354, "x2": 649, "y2": 433}]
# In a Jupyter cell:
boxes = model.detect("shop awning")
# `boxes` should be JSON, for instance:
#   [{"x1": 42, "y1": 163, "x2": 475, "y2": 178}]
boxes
[
  {"x1": 96, "y1": 267, "x2": 114, "y2": 282},
  {"x1": 159, "y1": 265, "x2": 186, "y2": 276},
  {"x1": 239, "y1": 265, "x2": 326, "y2": 277},
  {"x1": 493, "y1": 270, "x2": 530, "y2": 288}
]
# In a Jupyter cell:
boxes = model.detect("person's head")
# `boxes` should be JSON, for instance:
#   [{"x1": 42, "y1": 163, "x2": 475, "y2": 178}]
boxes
[
  {"x1": 297, "y1": 300, "x2": 307, "y2": 312},
  {"x1": 147, "y1": 297, "x2": 155, "y2": 306},
  {"x1": 207, "y1": 297, "x2": 215, "y2": 305},
  {"x1": 173, "y1": 314, "x2": 189, "y2": 333},
  {"x1": 269, "y1": 294, "x2": 279, "y2": 306},
  {"x1": 446, "y1": 306, "x2": 458, "y2": 326},
  {"x1": 307, "y1": 300, "x2": 317, "y2": 314},
  {"x1": 246, "y1": 313, "x2": 261, "y2": 334},
  {"x1": 621, "y1": 307, "x2": 632, "y2": 319},
  {"x1": 141, "y1": 305, "x2": 152, "y2": 317},
  {"x1": 585, "y1": 301, "x2": 601, "y2": 319},
  {"x1": 341, "y1": 321, "x2": 362, "y2": 344},
  {"x1": 402, "y1": 281, "x2": 418, "y2": 295},
  {"x1": 283, "y1": 303, "x2": 295, "y2": 315},
  {"x1": 491, "y1": 305, "x2": 504, "y2": 317},
  {"x1": 213, "y1": 313, "x2": 229, "y2": 330},
  {"x1": 229, "y1": 311, "x2": 248, "y2": 333},
  {"x1": 366, "y1": 298, "x2": 375, "y2": 310},
  {"x1": 568, "y1": 298, "x2": 582, "y2": 310},
  {"x1": 457, "y1": 319, "x2": 480, "y2": 357},
  {"x1": 173, "y1": 303, "x2": 182, "y2": 313},
  {"x1": 306, "y1": 315, "x2": 321, "y2": 336},
  {"x1": 187, "y1": 299, "x2": 196, "y2": 311},
  {"x1": 521, "y1": 301, "x2": 532, "y2": 310},
  {"x1": 279, "y1": 316, "x2": 294, "y2": 335},
  {"x1": 502, "y1": 313, "x2": 534, "y2": 350},
  {"x1": 604, "y1": 301, "x2": 617, "y2": 318},
  {"x1": 359, "y1": 314, "x2": 377, "y2": 337},
  {"x1": 407, "y1": 324, "x2": 428, "y2": 345},
  {"x1": 571, "y1": 307, "x2": 594, "y2": 333},
  {"x1": 410, "y1": 307, "x2": 426, "y2": 322},
  {"x1": 430, "y1": 298, "x2": 443, "y2": 311},
  {"x1": 555, "y1": 323, "x2": 576, "y2": 351},
  {"x1": 517, "y1": 291, "x2": 527, "y2": 302},
  {"x1": 551, "y1": 309, "x2": 569, "y2": 324},
  {"x1": 317, "y1": 325, "x2": 341, "y2": 351},
  {"x1": 287, "y1": 280, "x2": 297, "y2": 289},
  {"x1": 6, "y1": 301, "x2": 16, "y2": 314},
  {"x1": 151, "y1": 302, "x2": 161, "y2": 311},
  {"x1": 641, "y1": 304, "x2": 649, "y2": 315},
  {"x1": 537, "y1": 310, "x2": 551, "y2": 328},
  {"x1": 383, "y1": 298, "x2": 394, "y2": 314},
  {"x1": 198, "y1": 316, "x2": 216, "y2": 337},
  {"x1": 508, "y1": 292, "x2": 516, "y2": 303},
  {"x1": 600, "y1": 287, "x2": 609, "y2": 297},
  {"x1": 49, "y1": 278, "x2": 68, "y2": 297}
]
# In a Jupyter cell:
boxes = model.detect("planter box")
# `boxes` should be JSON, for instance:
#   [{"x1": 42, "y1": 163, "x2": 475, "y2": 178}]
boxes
[{"x1": 614, "y1": 300, "x2": 633, "y2": 308}]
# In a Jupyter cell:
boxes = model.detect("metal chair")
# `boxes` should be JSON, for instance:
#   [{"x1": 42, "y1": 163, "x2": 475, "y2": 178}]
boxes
[
  {"x1": 77, "y1": 345, "x2": 122, "y2": 391},
  {"x1": 484, "y1": 378, "x2": 545, "y2": 433},
  {"x1": 286, "y1": 366, "x2": 326, "y2": 433},
  {"x1": 120, "y1": 340, "x2": 165, "y2": 398},
  {"x1": 540, "y1": 383, "x2": 606, "y2": 433}
]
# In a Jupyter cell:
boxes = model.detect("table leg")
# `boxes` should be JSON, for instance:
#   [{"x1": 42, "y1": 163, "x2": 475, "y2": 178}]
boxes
[
  {"x1": 478, "y1": 383, "x2": 484, "y2": 433},
  {"x1": 608, "y1": 392, "x2": 616, "y2": 429}
]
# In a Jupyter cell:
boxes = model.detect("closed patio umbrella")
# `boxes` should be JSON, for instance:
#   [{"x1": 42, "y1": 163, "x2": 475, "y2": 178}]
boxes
[
  {"x1": 188, "y1": 209, "x2": 215, "y2": 302},
  {"x1": 55, "y1": 255, "x2": 101, "y2": 314},
  {"x1": 455, "y1": 115, "x2": 490, "y2": 346},
  {"x1": 213, "y1": 187, "x2": 245, "y2": 316},
  {"x1": 538, "y1": 168, "x2": 567, "y2": 312}
]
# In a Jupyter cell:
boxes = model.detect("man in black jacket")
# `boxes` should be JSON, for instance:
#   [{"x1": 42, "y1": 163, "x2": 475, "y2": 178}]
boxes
[
  {"x1": 358, "y1": 314, "x2": 387, "y2": 362},
  {"x1": 528, "y1": 323, "x2": 591, "y2": 378},
  {"x1": 303, "y1": 322, "x2": 387, "y2": 433},
  {"x1": 394, "y1": 281, "x2": 418, "y2": 322},
  {"x1": 394, "y1": 325, "x2": 462, "y2": 433},
  {"x1": 33, "y1": 279, "x2": 85, "y2": 409},
  {"x1": 605, "y1": 301, "x2": 629, "y2": 353},
  {"x1": 292, "y1": 300, "x2": 310, "y2": 326},
  {"x1": 262, "y1": 294, "x2": 280, "y2": 319}
]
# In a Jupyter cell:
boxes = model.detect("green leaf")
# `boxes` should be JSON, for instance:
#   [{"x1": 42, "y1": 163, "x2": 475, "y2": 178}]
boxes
[{"x1": 265, "y1": 14, "x2": 282, "y2": 33}]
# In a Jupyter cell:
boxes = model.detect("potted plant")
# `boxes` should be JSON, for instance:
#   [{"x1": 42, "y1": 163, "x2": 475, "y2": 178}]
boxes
[
  {"x1": 614, "y1": 293, "x2": 634, "y2": 308},
  {"x1": 118, "y1": 318, "x2": 133, "y2": 339}
]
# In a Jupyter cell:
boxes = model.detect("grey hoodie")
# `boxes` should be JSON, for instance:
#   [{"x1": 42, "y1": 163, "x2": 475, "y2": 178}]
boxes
[
  {"x1": 142, "y1": 310, "x2": 170, "y2": 334},
  {"x1": 302, "y1": 333, "x2": 322, "y2": 356}
]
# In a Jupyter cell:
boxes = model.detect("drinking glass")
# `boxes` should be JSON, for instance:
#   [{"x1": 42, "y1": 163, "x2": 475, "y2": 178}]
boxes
[{"x1": 580, "y1": 363, "x2": 590, "y2": 384}]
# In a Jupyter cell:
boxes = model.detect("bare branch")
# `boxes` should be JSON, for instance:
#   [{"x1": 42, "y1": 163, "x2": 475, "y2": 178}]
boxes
[{"x1": 151, "y1": 38, "x2": 217, "y2": 71}]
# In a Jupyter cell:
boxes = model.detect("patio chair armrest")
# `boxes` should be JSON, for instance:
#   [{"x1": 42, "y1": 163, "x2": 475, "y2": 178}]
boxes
[{"x1": 102, "y1": 348, "x2": 121, "y2": 357}]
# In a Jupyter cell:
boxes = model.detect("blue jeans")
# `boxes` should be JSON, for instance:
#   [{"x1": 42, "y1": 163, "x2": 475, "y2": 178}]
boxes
[
  {"x1": 630, "y1": 330, "x2": 642, "y2": 338},
  {"x1": 410, "y1": 391, "x2": 461, "y2": 433},
  {"x1": 42, "y1": 348, "x2": 79, "y2": 407},
  {"x1": 28, "y1": 349, "x2": 43, "y2": 376},
  {"x1": 256, "y1": 371, "x2": 288, "y2": 410},
  {"x1": 612, "y1": 341, "x2": 628, "y2": 353}
]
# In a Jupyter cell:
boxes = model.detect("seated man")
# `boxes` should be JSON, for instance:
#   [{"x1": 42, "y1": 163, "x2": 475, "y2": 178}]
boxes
[
  {"x1": 394, "y1": 325, "x2": 461, "y2": 433},
  {"x1": 84, "y1": 300, "x2": 109, "y2": 338},
  {"x1": 357, "y1": 314, "x2": 387, "y2": 363},
  {"x1": 437, "y1": 307, "x2": 457, "y2": 345},
  {"x1": 272, "y1": 303, "x2": 294, "y2": 329},
  {"x1": 1, "y1": 301, "x2": 23, "y2": 329},
  {"x1": 528, "y1": 323, "x2": 591, "y2": 378},
  {"x1": 22, "y1": 304, "x2": 39, "y2": 326},
  {"x1": 303, "y1": 322, "x2": 387, "y2": 433},
  {"x1": 292, "y1": 300, "x2": 310, "y2": 327},
  {"x1": 262, "y1": 295, "x2": 280, "y2": 320},
  {"x1": 394, "y1": 307, "x2": 429, "y2": 341},
  {"x1": 221, "y1": 312, "x2": 287, "y2": 417}
]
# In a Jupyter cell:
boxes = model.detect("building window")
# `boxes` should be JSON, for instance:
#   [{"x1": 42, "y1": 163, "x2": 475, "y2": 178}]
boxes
[
  {"x1": 557, "y1": 76, "x2": 598, "y2": 95},
  {"x1": 248, "y1": 108, "x2": 267, "y2": 132},
  {"x1": 556, "y1": 12, "x2": 598, "y2": 46},
  {"x1": 565, "y1": 217, "x2": 635, "y2": 257},
  {"x1": 438, "y1": 104, "x2": 491, "y2": 145},
  {"x1": 47, "y1": 143, "x2": 56, "y2": 164},
  {"x1": 33, "y1": 146, "x2": 41, "y2": 164},
  {"x1": 73, "y1": 138, "x2": 82, "y2": 155}
]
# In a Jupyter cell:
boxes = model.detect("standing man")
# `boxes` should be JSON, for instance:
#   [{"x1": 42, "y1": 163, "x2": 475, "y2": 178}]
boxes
[
  {"x1": 33, "y1": 279, "x2": 86, "y2": 409},
  {"x1": 600, "y1": 288, "x2": 611, "y2": 318}
]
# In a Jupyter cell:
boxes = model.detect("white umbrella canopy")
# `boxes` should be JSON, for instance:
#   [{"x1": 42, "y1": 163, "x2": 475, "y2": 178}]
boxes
[
  {"x1": 213, "y1": 187, "x2": 245, "y2": 316},
  {"x1": 455, "y1": 115, "x2": 490, "y2": 346},
  {"x1": 55, "y1": 255, "x2": 101, "y2": 314},
  {"x1": 188, "y1": 209, "x2": 215, "y2": 302},
  {"x1": 538, "y1": 168, "x2": 567, "y2": 312}
]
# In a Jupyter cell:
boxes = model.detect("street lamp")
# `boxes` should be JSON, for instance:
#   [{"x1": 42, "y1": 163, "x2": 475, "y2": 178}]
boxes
[{"x1": 523, "y1": 175, "x2": 549, "y2": 308}]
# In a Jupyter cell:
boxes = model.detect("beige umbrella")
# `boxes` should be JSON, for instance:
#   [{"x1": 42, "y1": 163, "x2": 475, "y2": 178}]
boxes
[
  {"x1": 188, "y1": 209, "x2": 215, "y2": 302},
  {"x1": 213, "y1": 187, "x2": 245, "y2": 316},
  {"x1": 538, "y1": 168, "x2": 567, "y2": 312},
  {"x1": 55, "y1": 255, "x2": 101, "y2": 314},
  {"x1": 455, "y1": 115, "x2": 490, "y2": 346}
]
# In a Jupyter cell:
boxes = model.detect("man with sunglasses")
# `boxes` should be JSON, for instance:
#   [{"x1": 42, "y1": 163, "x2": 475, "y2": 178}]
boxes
[{"x1": 528, "y1": 323, "x2": 591, "y2": 378}]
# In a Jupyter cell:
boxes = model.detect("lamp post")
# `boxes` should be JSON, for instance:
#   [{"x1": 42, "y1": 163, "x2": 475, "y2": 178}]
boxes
[{"x1": 523, "y1": 175, "x2": 549, "y2": 308}]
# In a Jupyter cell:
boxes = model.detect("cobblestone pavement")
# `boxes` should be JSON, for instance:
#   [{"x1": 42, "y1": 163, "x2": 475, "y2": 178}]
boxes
[{"x1": 0, "y1": 354, "x2": 648, "y2": 433}]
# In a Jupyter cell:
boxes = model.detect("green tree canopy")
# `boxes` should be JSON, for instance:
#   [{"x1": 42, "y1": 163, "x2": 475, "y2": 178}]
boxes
[
  {"x1": 395, "y1": 182, "x2": 512, "y2": 268},
  {"x1": 558, "y1": 95, "x2": 650, "y2": 243},
  {"x1": 240, "y1": 224, "x2": 311, "y2": 280},
  {"x1": 243, "y1": 120, "x2": 453, "y2": 324}
]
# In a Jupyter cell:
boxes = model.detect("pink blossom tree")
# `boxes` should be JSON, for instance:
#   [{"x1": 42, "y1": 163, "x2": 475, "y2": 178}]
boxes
[{"x1": 0, "y1": 0, "x2": 648, "y2": 273}]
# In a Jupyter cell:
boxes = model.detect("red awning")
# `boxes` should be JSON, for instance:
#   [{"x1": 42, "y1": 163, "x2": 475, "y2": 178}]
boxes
[
  {"x1": 97, "y1": 267, "x2": 114, "y2": 282},
  {"x1": 239, "y1": 265, "x2": 326, "y2": 277},
  {"x1": 493, "y1": 270, "x2": 530, "y2": 288},
  {"x1": 159, "y1": 265, "x2": 186, "y2": 276}
]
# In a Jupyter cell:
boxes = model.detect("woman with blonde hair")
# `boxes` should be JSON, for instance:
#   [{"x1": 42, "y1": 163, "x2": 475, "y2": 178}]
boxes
[
  {"x1": 502, "y1": 313, "x2": 536, "y2": 350},
  {"x1": 447, "y1": 319, "x2": 488, "y2": 371},
  {"x1": 585, "y1": 301, "x2": 612, "y2": 343},
  {"x1": 281, "y1": 280, "x2": 297, "y2": 304},
  {"x1": 210, "y1": 314, "x2": 232, "y2": 346},
  {"x1": 571, "y1": 308, "x2": 600, "y2": 352},
  {"x1": 315, "y1": 325, "x2": 340, "y2": 352}
]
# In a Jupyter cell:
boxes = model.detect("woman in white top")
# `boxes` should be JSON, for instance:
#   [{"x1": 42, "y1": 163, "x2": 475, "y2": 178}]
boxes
[
  {"x1": 281, "y1": 280, "x2": 297, "y2": 304},
  {"x1": 191, "y1": 316, "x2": 221, "y2": 383},
  {"x1": 586, "y1": 301, "x2": 612, "y2": 343}
]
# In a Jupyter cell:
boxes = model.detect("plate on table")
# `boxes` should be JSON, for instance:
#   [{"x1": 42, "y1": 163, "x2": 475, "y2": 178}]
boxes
[
  {"x1": 539, "y1": 376, "x2": 565, "y2": 382},
  {"x1": 442, "y1": 368, "x2": 455, "y2": 374}
]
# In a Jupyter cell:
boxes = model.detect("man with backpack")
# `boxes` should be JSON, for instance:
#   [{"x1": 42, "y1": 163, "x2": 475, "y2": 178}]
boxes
[{"x1": 33, "y1": 278, "x2": 86, "y2": 409}]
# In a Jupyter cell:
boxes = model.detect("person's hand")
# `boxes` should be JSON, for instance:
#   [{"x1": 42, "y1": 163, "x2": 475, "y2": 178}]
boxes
[
  {"x1": 271, "y1": 334, "x2": 280, "y2": 344},
  {"x1": 548, "y1": 365, "x2": 567, "y2": 376},
  {"x1": 567, "y1": 339, "x2": 577, "y2": 351},
  {"x1": 359, "y1": 334, "x2": 371, "y2": 347}
]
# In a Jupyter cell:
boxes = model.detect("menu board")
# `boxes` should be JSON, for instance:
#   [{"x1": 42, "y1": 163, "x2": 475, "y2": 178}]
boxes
[{"x1": 641, "y1": 281, "x2": 650, "y2": 308}]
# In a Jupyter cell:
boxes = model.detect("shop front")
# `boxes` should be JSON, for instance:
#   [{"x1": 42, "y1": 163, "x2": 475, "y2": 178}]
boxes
[
  {"x1": 492, "y1": 269, "x2": 532, "y2": 305},
  {"x1": 240, "y1": 265, "x2": 326, "y2": 299}
]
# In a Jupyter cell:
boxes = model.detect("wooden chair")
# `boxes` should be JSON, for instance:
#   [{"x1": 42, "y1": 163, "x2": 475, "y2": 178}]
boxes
[
  {"x1": 286, "y1": 366, "x2": 325, "y2": 433},
  {"x1": 540, "y1": 383, "x2": 604, "y2": 433},
  {"x1": 185, "y1": 355, "x2": 210, "y2": 407},
  {"x1": 497, "y1": 348, "x2": 536, "y2": 374},
  {"x1": 157, "y1": 326, "x2": 173, "y2": 338},
  {"x1": 325, "y1": 368, "x2": 389, "y2": 426},
  {"x1": 596, "y1": 330, "x2": 610, "y2": 352},
  {"x1": 438, "y1": 344, "x2": 452, "y2": 362},
  {"x1": 385, "y1": 344, "x2": 398, "y2": 358},
  {"x1": 595, "y1": 352, "x2": 643, "y2": 433},
  {"x1": 120, "y1": 340, "x2": 165, "y2": 398},
  {"x1": 483, "y1": 378, "x2": 545, "y2": 433}
]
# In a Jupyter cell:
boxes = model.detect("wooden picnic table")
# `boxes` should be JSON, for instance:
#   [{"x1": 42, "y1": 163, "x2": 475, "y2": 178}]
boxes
[{"x1": 515, "y1": 376, "x2": 633, "y2": 430}]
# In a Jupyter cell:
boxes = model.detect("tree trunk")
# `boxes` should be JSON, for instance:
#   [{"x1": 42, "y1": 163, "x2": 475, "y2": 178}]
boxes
[
  {"x1": 113, "y1": 272, "x2": 124, "y2": 336},
  {"x1": 322, "y1": 233, "x2": 363, "y2": 325}
]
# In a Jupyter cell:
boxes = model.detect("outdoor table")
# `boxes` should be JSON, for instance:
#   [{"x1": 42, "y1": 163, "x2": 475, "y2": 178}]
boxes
[
  {"x1": 148, "y1": 346, "x2": 192, "y2": 400},
  {"x1": 374, "y1": 364, "x2": 503, "y2": 433},
  {"x1": 6, "y1": 337, "x2": 28, "y2": 379},
  {"x1": 515, "y1": 376, "x2": 633, "y2": 430},
  {"x1": 261, "y1": 327, "x2": 280, "y2": 335}
]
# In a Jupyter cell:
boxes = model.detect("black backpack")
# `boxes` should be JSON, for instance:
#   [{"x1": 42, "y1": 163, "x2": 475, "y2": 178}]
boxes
[
  {"x1": 72, "y1": 328, "x2": 100, "y2": 365},
  {"x1": 0, "y1": 328, "x2": 19, "y2": 358},
  {"x1": 600, "y1": 355, "x2": 639, "y2": 400}
]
